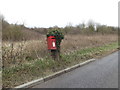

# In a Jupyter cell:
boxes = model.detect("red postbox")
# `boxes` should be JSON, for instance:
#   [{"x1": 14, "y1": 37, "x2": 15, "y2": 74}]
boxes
[{"x1": 47, "y1": 36, "x2": 57, "y2": 50}]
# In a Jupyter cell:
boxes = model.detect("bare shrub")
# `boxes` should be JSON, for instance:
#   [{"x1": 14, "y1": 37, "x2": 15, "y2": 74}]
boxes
[{"x1": 61, "y1": 34, "x2": 118, "y2": 54}]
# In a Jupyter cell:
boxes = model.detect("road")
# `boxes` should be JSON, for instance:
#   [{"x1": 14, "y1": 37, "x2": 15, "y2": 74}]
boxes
[{"x1": 32, "y1": 51, "x2": 118, "y2": 88}]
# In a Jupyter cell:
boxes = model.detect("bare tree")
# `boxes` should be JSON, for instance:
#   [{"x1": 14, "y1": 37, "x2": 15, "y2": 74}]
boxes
[{"x1": 87, "y1": 20, "x2": 95, "y2": 31}]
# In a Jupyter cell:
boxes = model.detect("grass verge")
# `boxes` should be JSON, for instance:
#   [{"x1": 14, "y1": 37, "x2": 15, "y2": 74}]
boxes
[{"x1": 2, "y1": 42, "x2": 118, "y2": 88}]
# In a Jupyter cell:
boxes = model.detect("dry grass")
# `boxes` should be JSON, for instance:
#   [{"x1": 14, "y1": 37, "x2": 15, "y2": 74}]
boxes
[
  {"x1": 61, "y1": 34, "x2": 117, "y2": 54},
  {"x1": 2, "y1": 34, "x2": 118, "y2": 68}
]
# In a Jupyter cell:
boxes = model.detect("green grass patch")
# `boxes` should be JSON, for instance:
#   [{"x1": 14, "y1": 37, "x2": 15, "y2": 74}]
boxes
[{"x1": 3, "y1": 42, "x2": 118, "y2": 88}]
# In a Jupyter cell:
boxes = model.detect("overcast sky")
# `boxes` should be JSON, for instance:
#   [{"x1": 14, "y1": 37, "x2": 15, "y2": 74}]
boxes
[{"x1": 0, "y1": 0, "x2": 119, "y2": 28}]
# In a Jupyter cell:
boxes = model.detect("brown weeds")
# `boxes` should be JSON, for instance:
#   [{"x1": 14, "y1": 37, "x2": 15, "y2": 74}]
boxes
[{"x1": 2, "y1": 34, "x2": 117, "y2": 68}]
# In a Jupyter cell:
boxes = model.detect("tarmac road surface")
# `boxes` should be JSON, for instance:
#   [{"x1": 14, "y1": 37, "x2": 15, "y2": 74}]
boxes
[{"x1": 32, "y1": 51, "x2": 118, "y2": 88}]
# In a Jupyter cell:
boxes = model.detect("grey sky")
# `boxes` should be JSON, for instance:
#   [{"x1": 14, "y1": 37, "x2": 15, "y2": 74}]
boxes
[{"x1": 0, "y1": 0, "x2": 119, "y2": 28}]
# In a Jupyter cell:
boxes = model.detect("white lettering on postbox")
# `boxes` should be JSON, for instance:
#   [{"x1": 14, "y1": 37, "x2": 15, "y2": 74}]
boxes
[{"x1": 52, "y1": 42, "x2": 55, "y2": 47}]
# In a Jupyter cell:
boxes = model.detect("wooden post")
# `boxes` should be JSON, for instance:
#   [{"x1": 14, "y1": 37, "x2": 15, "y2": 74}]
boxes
[
  {"x1": 50, "y1": 49, "x2": 60, "y2": 61},
  {"x1": 56, "y1": 47, "x2": 60, "y2": 61},
  {"x1": 50, "y1": 50, "x2": 56, "y2": 60}
]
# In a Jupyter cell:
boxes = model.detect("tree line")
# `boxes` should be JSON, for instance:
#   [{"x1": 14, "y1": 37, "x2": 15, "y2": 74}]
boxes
[{"x1": 1, "y1": 18, "x2": 118, "y2": 41}]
